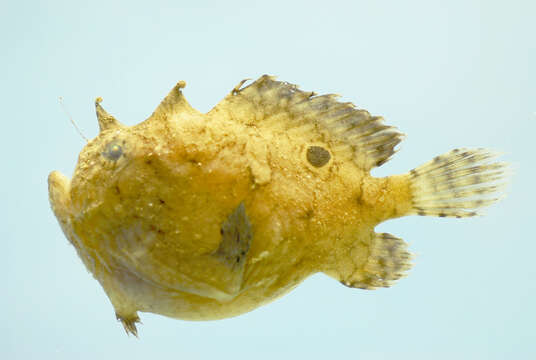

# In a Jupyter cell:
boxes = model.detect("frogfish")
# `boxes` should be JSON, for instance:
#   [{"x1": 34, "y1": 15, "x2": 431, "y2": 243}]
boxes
[{"x1": 48, "y1": 75, "x2": 508, "y2": 335}]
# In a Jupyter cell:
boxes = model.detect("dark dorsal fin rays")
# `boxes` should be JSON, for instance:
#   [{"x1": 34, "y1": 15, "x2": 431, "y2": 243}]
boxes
[
  {"x1": 95, "y1": 97, "x2": 123, "y2": 132},
  {"x1": 208, "y1": 75, "x2": 405, "y2": 171}
]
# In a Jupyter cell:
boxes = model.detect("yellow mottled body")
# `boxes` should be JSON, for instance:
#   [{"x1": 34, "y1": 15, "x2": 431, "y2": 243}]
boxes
[{"x1": 49, "y1": 76, "x2": 508, "y2": 335}]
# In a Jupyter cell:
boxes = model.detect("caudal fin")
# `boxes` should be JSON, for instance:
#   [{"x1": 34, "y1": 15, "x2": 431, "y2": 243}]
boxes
[{"x1": 409, "y1": 148, "x2": 510, "y2": 218}]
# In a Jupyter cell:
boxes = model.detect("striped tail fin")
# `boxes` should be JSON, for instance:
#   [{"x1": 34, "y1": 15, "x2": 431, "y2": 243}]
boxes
[{"x1": 409, "y1": 148, "x2": 510, "y2": 218}]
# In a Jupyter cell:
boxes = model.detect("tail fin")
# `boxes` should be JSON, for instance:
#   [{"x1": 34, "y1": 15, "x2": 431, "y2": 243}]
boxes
[{"x1": 409, "y1": 148, "x2": 509, "y2": 218}]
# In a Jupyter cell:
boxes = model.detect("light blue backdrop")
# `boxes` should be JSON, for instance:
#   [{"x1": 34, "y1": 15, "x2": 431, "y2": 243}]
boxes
[{"x1": 2, "y1": 1, "x2": 534, "y2": 359}]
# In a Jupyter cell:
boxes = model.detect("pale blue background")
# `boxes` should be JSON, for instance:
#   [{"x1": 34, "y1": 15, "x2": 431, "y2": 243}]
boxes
[{"x1": 2, "y1": 1, "x2": 534, "y2": 359}]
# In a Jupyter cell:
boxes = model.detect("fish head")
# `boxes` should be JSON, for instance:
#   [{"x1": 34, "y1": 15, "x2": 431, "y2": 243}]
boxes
[
  {"x1": 48, "y1": 87, "x2": 239, "y2": 264},
  {"x1": 48, "y1": 97, "x2": 180, "y2": 254},
  {"x1": 65, "y1": 99, "x2": 159, "y2": 215}
]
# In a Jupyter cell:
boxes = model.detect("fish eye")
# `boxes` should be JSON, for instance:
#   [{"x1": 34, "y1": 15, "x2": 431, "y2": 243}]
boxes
[
  {"x1": 306, "y1": 146, "x2": 331, "y2": 167},
  {"x1": 103, "y1": 141, "x2": 123, "y2": 161}
]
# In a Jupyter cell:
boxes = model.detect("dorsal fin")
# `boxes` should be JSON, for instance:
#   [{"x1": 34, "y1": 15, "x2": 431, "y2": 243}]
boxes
[
  {"x1": 145, "y1": 81, "x2": 200, "y2": 124},
  {"x1": 95, "y1": 97, "x2": 123, "y2": 132},
  {"x1": 208, "y1": 75, "x2": 404, "y2": 170}
]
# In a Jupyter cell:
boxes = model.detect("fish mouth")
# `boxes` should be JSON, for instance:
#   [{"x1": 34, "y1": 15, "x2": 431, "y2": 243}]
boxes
[
  {"x1": 48, "y1": 169, "x2": 67, "y2": 182},
  {"x1": 48, "y1": 170, "x2": 71, "y2": 199}
]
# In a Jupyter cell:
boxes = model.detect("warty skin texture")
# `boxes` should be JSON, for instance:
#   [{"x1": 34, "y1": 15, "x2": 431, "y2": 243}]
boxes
[{"x1": 48, "y1": 76, "x2": 507, "y2": 335}]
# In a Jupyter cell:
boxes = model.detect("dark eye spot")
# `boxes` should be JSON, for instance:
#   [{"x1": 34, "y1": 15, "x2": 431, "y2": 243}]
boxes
[
  {"x1": 103, "y1": 141, "x2": 123, "y2": 161},
  {"x1": 306, "y1": 146, "x2": 331, "y2": 167}
]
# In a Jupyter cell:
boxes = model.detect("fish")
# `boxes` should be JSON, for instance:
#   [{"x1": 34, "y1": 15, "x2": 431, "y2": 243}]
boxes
[{"x1": 48, "y1": 75, "x2": 509, "y2": 336}]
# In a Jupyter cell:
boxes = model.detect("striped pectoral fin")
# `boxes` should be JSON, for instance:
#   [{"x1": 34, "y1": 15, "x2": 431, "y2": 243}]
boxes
[
  {"x1": 409, "y1": 148, "x2": 510, "y2": 218},
  {"x1": 339, "y1": 233, "x2": 413, "y2": 290}
]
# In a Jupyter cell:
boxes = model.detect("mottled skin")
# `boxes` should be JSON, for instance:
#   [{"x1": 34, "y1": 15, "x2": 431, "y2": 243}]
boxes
[{"x1": 49, "y1": 76, "x2": 506, "y2": 335}]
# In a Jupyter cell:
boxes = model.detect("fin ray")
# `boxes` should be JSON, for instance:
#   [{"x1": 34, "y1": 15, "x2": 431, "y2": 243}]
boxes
[
  {"x1": 339, "y1": 233, "x2": 412, "y2": 290},
  {"x1": 209, "y1": 75, "x2": 404, "y2": 170},
  {"x1": 409, "y1": 148, "x2": 510, "y2": 218}
]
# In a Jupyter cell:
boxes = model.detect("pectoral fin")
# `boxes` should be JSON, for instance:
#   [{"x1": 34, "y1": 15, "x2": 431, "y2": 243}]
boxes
[
  {"x1": 213, "y1": 202, "x2": 253, "y2": 294},
  {"x1": 328, "y1": 232, "x2": 412, "y2": 290},
  {"x1": 109, "y1": 203, "x2": 253, "y2": 302}
]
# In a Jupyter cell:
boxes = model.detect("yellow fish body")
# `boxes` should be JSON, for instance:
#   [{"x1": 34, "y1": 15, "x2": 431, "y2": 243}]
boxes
[{"x1": 48, "y1": 76, "x2": 508, "y2": 335}]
